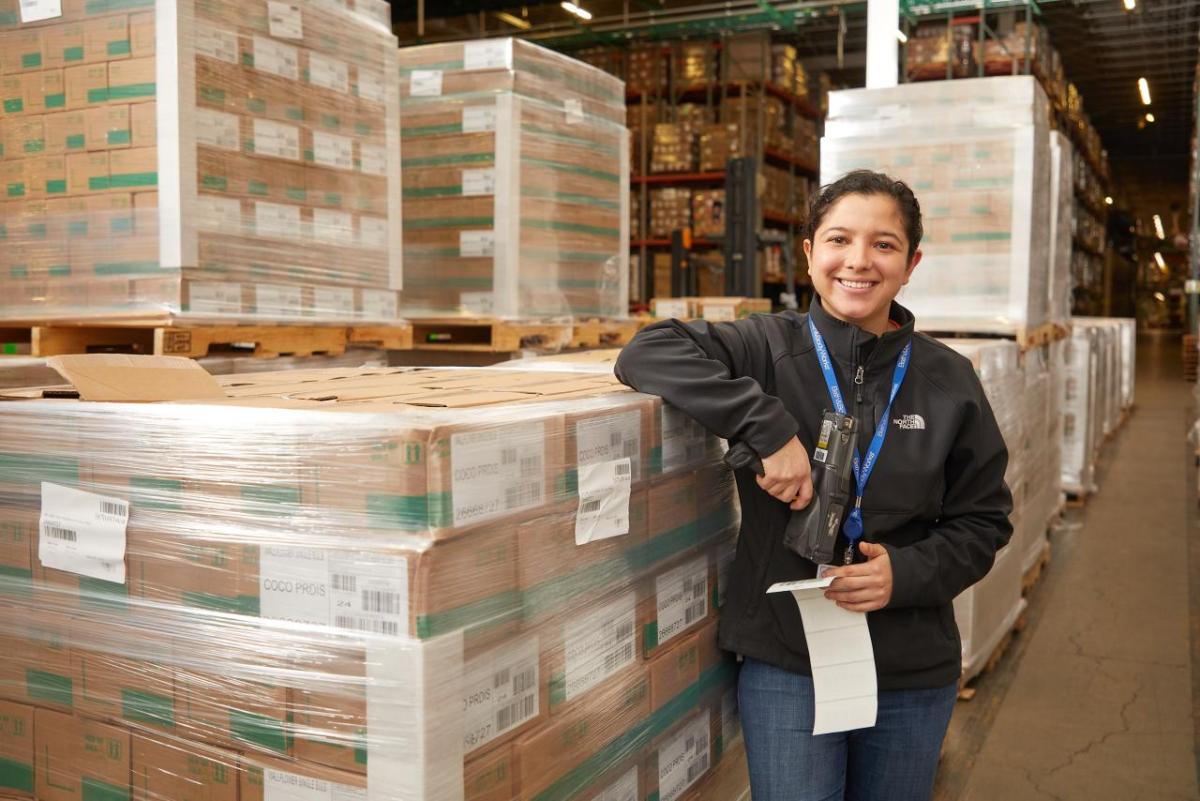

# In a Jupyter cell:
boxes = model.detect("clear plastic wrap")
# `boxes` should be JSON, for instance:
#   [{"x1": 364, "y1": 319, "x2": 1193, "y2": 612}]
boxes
[
  {"x1": 1061, "y1": 324, "x2": 1098, "y2": 493},
  {"x1": 1014, "y1": 343, "x2": 1062, "y2": 572},
  {"x1": 1048, "y1": 132, "x2": 1074, "y2": 325},
  {"x1": 0, "y1": 358, "x2": 743, "y2": 801},
  {"x1": 398, "y1": 38, "x2": 630, "y2": 321},
  {"x1": 0, "y1": 0, "x2": 403, "y2": 323},
  {"x1": 822, "y1": 77, "x2": 1052, "y2": 334}
]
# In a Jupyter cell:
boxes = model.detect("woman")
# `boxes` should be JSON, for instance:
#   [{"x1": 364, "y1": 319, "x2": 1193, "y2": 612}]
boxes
[{"x1": 615, "y1": 170, "x2": 1012, "y2": 801}]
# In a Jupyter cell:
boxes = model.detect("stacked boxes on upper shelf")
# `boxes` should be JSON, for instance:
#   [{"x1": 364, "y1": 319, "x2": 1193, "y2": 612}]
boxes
[
  {"x1": 398, "y1": 38, "x2": 630, "y2": 320},
  {"x1": 0, "y1": 0, "x2": 402, "y2": 322}
]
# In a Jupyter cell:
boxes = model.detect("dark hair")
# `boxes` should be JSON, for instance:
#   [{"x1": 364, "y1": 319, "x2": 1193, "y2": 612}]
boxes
[{"x1": 803, "y1": 170, "x2": 923, "y2": 260}]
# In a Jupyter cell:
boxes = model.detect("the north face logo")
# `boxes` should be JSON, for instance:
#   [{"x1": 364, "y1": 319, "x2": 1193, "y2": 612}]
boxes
[{"x1": 893, "y1": 414, "x2": 926, "y2": 430}]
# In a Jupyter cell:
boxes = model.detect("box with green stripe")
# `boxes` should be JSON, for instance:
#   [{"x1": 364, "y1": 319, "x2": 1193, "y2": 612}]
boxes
[
  {"x1": 34, "y1": 707, "x2": 130, "y2": 801},
  {"x1": 132, "y1": 733, "x2": 237, "y2": 801},
  {"x1": 0, "y1": 700, "x2": 33, "y2": 797}
]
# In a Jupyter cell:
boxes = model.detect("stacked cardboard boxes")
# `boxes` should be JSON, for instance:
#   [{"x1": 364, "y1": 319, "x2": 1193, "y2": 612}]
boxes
[
  {"x1": 0, "y1": 356, "x2": 743, "y2": 800},
  {"x1": 398, "y1": 38, "x2": 629, "y2": 320},
  {"x1": 0, "y1": 0, "x2": 402, "y2": 322},
  {"x1": 648, "y1": 188, "x2": 690, "y2": 239}
]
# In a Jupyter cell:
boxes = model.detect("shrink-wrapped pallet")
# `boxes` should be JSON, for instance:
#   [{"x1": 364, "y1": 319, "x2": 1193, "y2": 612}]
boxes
[
  {"x1": 0, "y1": 356, "x2": 743, "y2": 801},
  {"x1": 822, "y1": 77, "x2": 1052, "y2": 335},
  {"x1": 1061, "y1": 324, "x2": 1098, "y2": 493},
  {"x1": 398, "y1": 38, "x2": 630, "y2": 320},
  {"x1": 1048, "y1": 132, "x2": 1074, "y2": 325},
  {"x1": 0, "y1": 0, "x2": 403, "y2": 322}
]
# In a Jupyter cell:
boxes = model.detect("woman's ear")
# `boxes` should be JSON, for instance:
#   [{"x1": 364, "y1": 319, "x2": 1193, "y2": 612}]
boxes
[
  {"x1": 903, "y1": 249, "x2": 923, "y2": 284},
  {"x1": 803, "y1": 239, "x2": 813, "y2": 277}
]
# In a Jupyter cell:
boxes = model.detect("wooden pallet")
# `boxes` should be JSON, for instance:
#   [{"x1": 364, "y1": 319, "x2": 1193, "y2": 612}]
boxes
[
  {"x1": 0, "y1": 322, "x2": 413, "y2": 359},
  {"x1": 958, "y1": 611, "x2": 1028, "y2": 700},
  {"x1": 1021, "y1": 542, "x2": 1052, "y2": 596},
  {"x1": 919, "y1": 321, "x2": 1068, "y2": 352},
  {"x1": 567, "y1": 318, "x2": 642, "y2": 349},
  {"x1": 1063, "y1": 487, "x2": 1091, "y2": 508},
  {"x1": 409, "y1": 318, "x2": 572, "y2": 353}
]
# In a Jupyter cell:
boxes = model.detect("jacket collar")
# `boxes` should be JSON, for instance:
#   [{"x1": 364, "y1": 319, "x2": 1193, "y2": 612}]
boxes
[{"x1": 807, "y1": 296, "x2": 916, "y2": 372}]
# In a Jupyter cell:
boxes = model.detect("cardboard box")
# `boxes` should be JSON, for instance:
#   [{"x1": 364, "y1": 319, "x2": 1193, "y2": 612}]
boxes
[
  {"x1": 131, "y1": 733, "x2": 238, "y2": 801},
  {"x1": 72, "y1": 645, "x2": 177, "y2": 734},
  {"x1": 106, "y1": 57, "x2": 155, "y2": 104},
  {"x1": 648, "y1": 629, "x2": 701, "y2": 713},
  {"x1": 641, "y1": 709, "x2": 715, "y2": 801},
  {"x1": 66, "y1": 151, "x2": 107, "y2": 195},
  {"x1": 85, "y1": 105, "x2": 131, "y2": 150},
  {"x1": 7, "y1": 611, "x2": 73, "y2": 711},
  {"x1": 175, "y1": 663, "x2": 292, "y2": 757},
  {"x1": 83, "y1": 16, "x2": 130, "y2": 65},
  {"x1": 641, "y1": 548, "x2": 716, "y2": 660},
  {"x1": 64, "y1": 63, "x2": 107, "y2": 109},
  {"x1": 0, "y1": 29, "x2": 42, "y2": 75},
  {"x1": 107, "y1": 147, "x2": 156, "y2": 192},
  {"x1": 4, "y1": 119, "x2": 45, "y2": 162},
  {"x1": 0, "y1": 162, "x2": 28, "y2": 201},
  {"x1": 34, "y1": 709, "x2": 130, "y2": 801},
  {"x1": 239, "y1": 754, "x2": 366, "y2": 801},
  {"x1": 464, "y1": 743, "x2": 516, "y2": 801},
  {"x1": 0, "y1": 701, "x2": 33, "y2": 798},
  {"x1": 43, "y1": 111, "x2": 88, "y2": 154},
  {"x1": 130, "y1": 102, "x2": 155, "y2": 148},
  {"x1": 43, "y1": 23, "x2": 86, "y2": 70},
  {"x1": 0, "y1": 513, "x2": 34, "y2": 597},
  {"x1": 129, "y1": 12, "x2": 155, "y2": 58}
]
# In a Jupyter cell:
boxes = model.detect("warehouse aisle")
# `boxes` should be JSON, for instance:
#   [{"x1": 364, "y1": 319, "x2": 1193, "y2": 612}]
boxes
[{"x1": 934, "y1": 331, "x2": 1199, "y2": 801}]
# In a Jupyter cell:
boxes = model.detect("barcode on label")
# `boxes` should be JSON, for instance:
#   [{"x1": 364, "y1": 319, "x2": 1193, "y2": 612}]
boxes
[
  {"x1": 686, "y1": 755, "x2": 709, "y2": 784},
  {"x1": 44, "y1": 525, "x2": 77, "y2": 542},
  {"x1": 614, "y1": 461, "x2": 632, "y2": 477},
  {"x1": 512, "y1": 667, "x2": 535, "y2": 694},
  {"x1": 684, "y1": 599, "x2": 705, "y2": 625},
  {"x1": 493, "y1": 668, "x2": 510, "y2": 689},
  {"x1": 609, "y1": 431, "x2": 622, "y2": 448},
  {"x1": 501, "y1": 448, "x2": 517, "y2": 465},
  {"x1": 101, "y1": 501, "x2": 125, "y2": 517},
  {"x1": 521, "y1": 455, "x2": 540, "y2": 477},
  {"x1": 580, "y1": 498, "x2": 603, "y2": 515},
  {"x1": 505, "y1": 482, "x2": 541, "y2": 510},
  {"x1": 496, "y1": 695, "x2": 536, "y2": 732},
  {"x1": 335, "y1": 616, "x2": 400, "y2": 636},
  {"x1": 604, "y1": 642, "x2": 634, "y2": 673},
  {"x1": 331, "y1": 573, "x2": 356, "y2": 592},
  {"x1": 614, "y1": 620, "x2": 634, "y2": 641},
  {"x1": 622, "y1": 439, "x2": 638, "y2": 459},
  {"x1": 361, "y1": 589, "x2": 401, "y2": 614}
]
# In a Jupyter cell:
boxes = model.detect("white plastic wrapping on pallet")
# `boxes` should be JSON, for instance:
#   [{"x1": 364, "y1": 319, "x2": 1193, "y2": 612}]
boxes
[
  {"x1": 821, "y1": 77, "x2": 1052, "y2": 334},
  {"x1": 1077, "y1": 317, "x2": 1136, "y2": 412},
  {"x1": 1077, "y1": 318, "x2": 1121, "y2": 437},
  {"x1": 1048, "y1": 132, "x2": 1074, "y2": 325},
  {"x1": 1061, "y1": 324, "x2": 1098, "y2": 494},
  {"x1": 953, "y1": 542, "x2": 1026, "y2": 683},
  {"x1": 1014, "y1": 344, "x2": 1061, "y2": 572}
]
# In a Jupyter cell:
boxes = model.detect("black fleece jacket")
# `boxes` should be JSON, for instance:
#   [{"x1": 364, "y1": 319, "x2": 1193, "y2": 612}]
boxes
[{"x1": 614, "y1": 299, "x2": 1013, "y2": 689}]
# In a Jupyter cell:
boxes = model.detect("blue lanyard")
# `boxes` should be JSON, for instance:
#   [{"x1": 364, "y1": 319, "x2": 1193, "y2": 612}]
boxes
[{"x1": 807, "y1": 317, "x2": 911, "y2": 549}]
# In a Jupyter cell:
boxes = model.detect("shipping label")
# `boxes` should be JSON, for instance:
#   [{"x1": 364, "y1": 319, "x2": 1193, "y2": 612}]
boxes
[
  {"x1": 195, "y1": 108, "x2": 239, "y2": 151},
  {"x1": 658, "y1": 711, "x2": 710, "y2": 801},
  {"x1": 575, "y1": 458, "x2": 632, "y2": 545},
  {"x1": 312, "y1": 208, "x2": 354, "y2": 245},
  {"x1": 660, "y1": 404, "x2": 708, "y2": 474},
  {"x1": 462, "y1": 105, "x2": 496, "y2": 133},
  {"x1": 263, "y1": 768, "x2": 365, "y2": 801},
  {"x1": 361, "y1": 289, "x2": 397, "y2": 319},
  {"x1": 356, "y1": 69, "x2": 385, "y2": 103},
  {"x1": 38, "y1": 482, "x2": 128, "y2": 584},
  {"x1": 194, "y1": 196, "x2": 243, "y2": 233},
  {"x1": 462, "y1": 634, "x2": 539, "y2": 753},
  {"x1": 459, "y1": 230, "x2": 494, "y2": 258},
  {"x1": 590, "y1": 766, "x2": 638, "y2": 801},
  {"x1": 358, "y1": 216, "x2": 388, "y2": 249},
  {"x1": 253, "y1": 118, "x2": 301, "y2": 161},
  {"x1": 254, "y1": 201, "x2": 302, "y2": 240},
  {"x1": 654, "y1": 299, "x2": 688, "y2": 319},
  {"x1": 20, "y1": 0, "x2": 61, "y2": 23},
  {"x1": 254, "y1": 283, "x2": 303, "y2": 318},
  {"x1": 655, "y1": 555, "x2": 708, "y2": 646},
  {"x1": 563, "y1": 590, "x2": 636, "y2": 701},
  {"x1": 461, "y1": 167, "x2": 495, "y2": 197},
  {"x1": 576, "y1": 410, "x2": 641, "y2": 480},
  {"x1": 196, "y1": 25, "x2": 239, "y2": 64},
  {"x1": 313, "y1": 131, "x2": 353, "y2": 171},
  {"x1": 702, "y1": 304, "x2": 737, "y2": 322},
  {"x1": 359, "y1": 143, "x2": 388, "y2": 177},
  {"x1": 188, "y1": 281, "x2": 242, "y2": 315},
  {"x1": 450, "y1": 422, "x2": 545, "y2": 526},
  {"x1": 564, "y1": 97, "x2": 585, "y2": 125},
  {"x1": 314, "y1": 287, "x2": 355, "y2": 318},
  {"x1": 266, "y1": 1, "x2": 303, "y2": 40},
  {"x1": 409, "y1": 69, "x2": 442, "y2": 97},
  {"x1": 308, "y1": 52, "x2": 349, "y2": 94},
  {"x1": 463, "y1": 39, "x2": 513, "y2": 71},
  {"x1": 252, "y1": 36, "x2": 299, "y2": 81}
]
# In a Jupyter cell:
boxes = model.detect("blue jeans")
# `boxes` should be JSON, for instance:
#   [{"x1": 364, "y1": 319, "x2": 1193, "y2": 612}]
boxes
[{"x1": 738, "y1": 657, "x2": 957, "y2": 801}]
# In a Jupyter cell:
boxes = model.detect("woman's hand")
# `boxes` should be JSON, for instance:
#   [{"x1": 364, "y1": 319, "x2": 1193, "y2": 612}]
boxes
[
  {"x1": 758, "y1": 436, "x2": 814, "y2": 510},
  {"x1": 823, "y1": 542, "x2": 893, "y2": 612}
]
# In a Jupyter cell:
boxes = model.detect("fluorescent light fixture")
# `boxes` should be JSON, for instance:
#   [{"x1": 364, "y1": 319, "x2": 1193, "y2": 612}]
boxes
[
  {"x1": 1138, "y1": 77, "x2": 1151, "y2": 105},
  {"x1": 561, "y1": 1, "x2": 592, "y2": 20},
  {"x1": 494, "y1": 11, "x2": 530, "y2": 29},
  {"x1": 1104, "y1": 196, "x2": 1114, "y2": 205},
  {"x1": 1155, "y1": 251, "x2": 1166, "y2": 269},
  {"x1": 1123, "y1": 0, "x2": 1135, "y2": 9},
  {"x1": 1154, "y1": 292, "x2": 1166, "y2": 302},
  {"x1": 896, "y1": 29, "x2": 908, "y2": 44},
  {"x1": 1153, "y1": 214, "x2": 1165, "y2": 239},
  {"x1": 1145, "y1": 112, "x2": 1155, "y2": 123}
]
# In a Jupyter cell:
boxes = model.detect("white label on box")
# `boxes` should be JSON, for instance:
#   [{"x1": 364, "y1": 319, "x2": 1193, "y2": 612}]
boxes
[
  {"x1": 194, "y1": 197, "x2": 243, "y2": 233},
  {"x1": 409, "y1": 69, "x2": 443, "y2": 97},
  {"x1": 463, "y1": 39, "x2": 513, "y2": 71},
  {"x1": 361, "y1": 289, "x2": 397, "y2": 319},
  {"x1": 660, "y1": 405, "x2": 707, "y2": 474},
  {"x1": 656, "y1": 554, "x2": 708, "y2": 646},
  {"x1": 564, "y1": 97, "x2": 585, "y2": 125},
  {"x1": 462, "y1": 634, "x2": 539, "y2": 753},
  {"x1": 309, "y1": 52, "x2": 350, "y2": 94},
  {"x1": 260, "y1": 546, "x2": 330, "y2": 626},
  {"x1": 260, "y1": 547, "x2": 408, "y2": 636},
  {"x1": 313, "y1": 131, "x2": 354, "y2": 170},
  {"x1": 459, "y1": 230, "x2": 494, "y2": 258},
  {"x1": 312, "y1": 208, "x2": 354, "y2": 245},
  {"x1": 19, "y1": 0, "x2": 61, "y2": 23},
  {"x1": 658, "y1": 711, "x2": 710, "y2": 801},
  {"x1": 196, "y1": 108, "x2": 240, "y2": 151},
  {"x1": 462, "y1": 105, "x2": 497, "y2": 133},
  {"x1": 196, "y1": 25, "x2": 239, "y2": 64},
  {"x1": 460, "y1": 291, "x2": 493, "y2": 316},
  {"x1": 575, "y1": 458, "x2": 632, "y2": 545},
  {"x1": 563, "y1": 590, "x2": 636, "y2": 701},
  {"x1": 721, "y1": 687, "x2": 741, "y2": 746},
  {"x1": 255, "y1": 201, "x2": 302, "y2": 240},
  {"x1": 359, "y1": 144, "x2": 388, "y2": 177},
  {"x1": 255, "y1": 283, "x2": 303, "y2": 318},
  {"x1": 450, "y1": 422, "x2": 545, "y2": 526},
  {"x1": 654, "y1": 299, "x2": 689, "y2": 319},
  {"x1": 358, "y1": 216, "x2": 388, "y2": 249},
  {"x1": 461, "y1": 168, "x2": 495, "y2": 197},
  {"x1": 188, "y1": 281, "x2": 243, "y2": 315},
  {"x1": 253, "y1": 118, "x2": 301, "y2": 161},
  {"x1": 576, "y1": 409, "x2": 641, "y2": 479},
  {"x1": 38, "y1": 482, "x2": 128, "y2": 584},
  {"x1": 702, "y1": 304, "x2": 737, "y2": 322},
  {"x1": 263, "y1": 768, "x2": 366, "y2": 801},
  {"x1": 314, "y1": 286, "x2": 355, "y2": 317},
  {"x1": 592, "y1": 766, "x2": 638, "y2": 801},
  {"x1": 356, "y1": 68, "x2": 385, "y2": 103},
  {"x1": 253, "y1": 36, "x2": 299, "y2": 80},
  {"x1": 267, "y1": 1, "x2": 303, "y2": 39}
]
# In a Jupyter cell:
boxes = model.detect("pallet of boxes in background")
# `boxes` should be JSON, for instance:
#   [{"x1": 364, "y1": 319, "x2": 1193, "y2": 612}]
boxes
[
  {"x1": 0, "y1": 354, "x2": 748, "y2": 801},
  {"x1": 0, "y1": 0, "x2": 402, "y2": 324}
]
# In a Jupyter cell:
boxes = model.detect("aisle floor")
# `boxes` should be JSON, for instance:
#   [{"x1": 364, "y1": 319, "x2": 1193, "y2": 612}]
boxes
[{"x1": 934, "y1": 331, "x2": 1200, "y2": 801}]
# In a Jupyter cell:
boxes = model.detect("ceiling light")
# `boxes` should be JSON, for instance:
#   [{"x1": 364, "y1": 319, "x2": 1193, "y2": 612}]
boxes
[
  {"x1": 1145, "y1": 112, "x2": 1155, "y2": 123},
  {"x1": 494, "y1": 11, "x2": 530, "y2": 29},
  {"x1": 561, "y1": 1, "x2": 592, "y2": 20},
  {"x1": 1138, "y1": 77, "x2": 1151, "y2": 105},
  {"x1": 1104, "y1": 196, "x2": 1114, "y2": 205},
  {"x1": 1123, "y1": 0, "x2": 1135, "y2": 9},
  {"x1": 1153, "y1": 214, "x2": 1165, "y2": 239},
  {"x1": 1155, "y1": 251, "x2": 1166, "y2": 270},
  {"x1": 896, "y1": 30, "x2": 908, "y2": 44},
  {"x1": 1154, "y1": 292, "x2": 1166, "y2": 302}
]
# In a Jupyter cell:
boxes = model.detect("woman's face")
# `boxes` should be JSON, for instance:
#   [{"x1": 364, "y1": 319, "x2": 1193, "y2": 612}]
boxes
[{"x1": 803, "y1": 193, "x2": 921, "y2": 334}]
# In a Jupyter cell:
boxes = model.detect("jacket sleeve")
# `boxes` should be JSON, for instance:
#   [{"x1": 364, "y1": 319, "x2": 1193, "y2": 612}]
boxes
[
  {"x1": 884, "y1": 371, "x2": 1014, "y2": 608},
  {"x1": 613, "y1": 317, "x2": 799, "y2": 459}
]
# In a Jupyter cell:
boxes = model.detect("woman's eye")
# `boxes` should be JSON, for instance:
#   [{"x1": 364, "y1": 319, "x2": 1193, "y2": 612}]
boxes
[
  {"x1": 876, "y1": 242, "x2": 893, "y2": 250},
  {"x1": 828, "y1": 236, "x2": 847, "y2": 244}
]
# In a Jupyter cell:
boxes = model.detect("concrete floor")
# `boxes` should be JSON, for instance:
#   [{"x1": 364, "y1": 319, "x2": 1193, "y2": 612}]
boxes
[{"x1": 934, "y1": 330, "x2": 1200, "y2": 801}]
